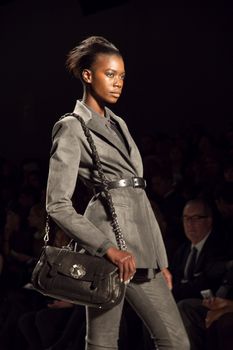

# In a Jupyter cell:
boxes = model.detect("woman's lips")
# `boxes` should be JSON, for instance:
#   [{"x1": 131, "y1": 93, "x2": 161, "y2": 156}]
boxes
[{"x1": 110, "y1": 92, "x2": 121, "y2": 97}]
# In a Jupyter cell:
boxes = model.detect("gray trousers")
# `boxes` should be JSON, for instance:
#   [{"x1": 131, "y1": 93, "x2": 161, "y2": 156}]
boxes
[{"x1": 85, "y1": 272, "x2": 190, "y2": 349}]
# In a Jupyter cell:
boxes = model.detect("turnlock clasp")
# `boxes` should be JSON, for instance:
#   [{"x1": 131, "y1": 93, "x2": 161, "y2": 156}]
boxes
[{"x1": 70, "y1": 264, "x2": 86, "y2": 279}]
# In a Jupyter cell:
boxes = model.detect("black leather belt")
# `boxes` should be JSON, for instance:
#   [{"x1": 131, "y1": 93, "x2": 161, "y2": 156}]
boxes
[
  {"x1": 93, "y1": 177, "x2": 146, "y2": 195},
  {"x1": 107, "y1": 177, "x2": 146, "y2": 190},
  {"x1": 132, "y1": 268, "x2": 160, "y2": 283}
]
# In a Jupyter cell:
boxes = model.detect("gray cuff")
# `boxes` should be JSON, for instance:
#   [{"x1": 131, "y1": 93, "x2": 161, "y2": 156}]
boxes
[{"x1": 95, "y1": 240, "x2": 116, "y2": 257}]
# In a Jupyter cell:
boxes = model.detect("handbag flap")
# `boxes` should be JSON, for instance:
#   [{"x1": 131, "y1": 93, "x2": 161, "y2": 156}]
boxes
[{"x1": 43, "y1": 245, "x2": 118, "y2": 281}]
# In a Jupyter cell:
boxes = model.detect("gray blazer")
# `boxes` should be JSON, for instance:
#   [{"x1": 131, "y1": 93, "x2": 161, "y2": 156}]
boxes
[{"x1": 46, "y1": 100, "x2": 168, "y2": 269}]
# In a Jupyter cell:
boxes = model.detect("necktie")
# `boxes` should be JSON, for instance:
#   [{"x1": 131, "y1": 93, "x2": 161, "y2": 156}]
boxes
[{"x1": 184, "y1": 247, "x2": 198, "y2": 280}]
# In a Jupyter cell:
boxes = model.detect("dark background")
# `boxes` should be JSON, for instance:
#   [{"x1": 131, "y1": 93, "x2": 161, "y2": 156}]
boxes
[{"x1": 1, "y1": 0, "x2": 232, "y2": 163}]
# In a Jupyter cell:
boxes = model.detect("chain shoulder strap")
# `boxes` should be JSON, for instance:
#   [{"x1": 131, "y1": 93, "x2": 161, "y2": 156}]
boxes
[{"x1": 70, "y1": 112, "x2": 127, "y2": 251}]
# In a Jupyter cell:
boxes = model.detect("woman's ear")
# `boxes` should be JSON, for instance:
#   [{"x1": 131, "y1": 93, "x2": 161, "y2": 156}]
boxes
[{"x1": 82, "y1": 69, "x2": 92, "y2": 83}]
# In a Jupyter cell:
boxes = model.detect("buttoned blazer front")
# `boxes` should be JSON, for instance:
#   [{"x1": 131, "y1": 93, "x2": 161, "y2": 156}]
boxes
[{"x1": 46, "y1": 100, "x2": 168, "y2": 269}]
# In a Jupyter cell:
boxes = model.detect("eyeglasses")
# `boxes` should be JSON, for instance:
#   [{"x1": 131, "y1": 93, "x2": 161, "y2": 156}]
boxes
[{"x1": 183, "y1": 215, "x2": 209, "y2": 223}]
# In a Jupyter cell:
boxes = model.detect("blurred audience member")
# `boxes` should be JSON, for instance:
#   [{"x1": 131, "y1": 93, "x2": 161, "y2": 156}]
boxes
[
  {"x1": 1, "y1": 202, "x2": 34, "y2": 290},
  {"x1": 204, "y1": 297, "x2": 233, "y2": 350},
  {"x1": 27, "y1": 203, "x2": 46, "y2": 259},
  {"x1": 19, "y1": 301, "x2": 85, "y2": 350},
  {"x1": 138, "y1": 134, "x2": 156, "y2": 157},
  {"x1": 170, "y1": 198, "x2": 226, "y2": 302},
  {"x1": 222, "y1": 158, "x2": 233, "y2": 183},
  {"x1": 149, "y1": 167, "x2": 186, "y2": 262},
  {"x1": 0, "y1": 225, "x2": 70, "y2": 350},
  {"x1": 214, "y1": 181, "x2": 233, "y2": 238},
  {"x1": 178, "y1": 260, "x2": 233, "y2": 350}
]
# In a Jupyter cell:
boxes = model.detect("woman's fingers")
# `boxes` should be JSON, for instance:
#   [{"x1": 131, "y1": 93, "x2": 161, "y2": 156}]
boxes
[
  {"x1": 119, "y1": 254, "x2": 136, "y2": 283},
  {"x1": 161, "y1": 267, "x2": 173, "y2": 290},
  {"x1": 105, "y1": 247, "x2": 136, "y2": 282}
]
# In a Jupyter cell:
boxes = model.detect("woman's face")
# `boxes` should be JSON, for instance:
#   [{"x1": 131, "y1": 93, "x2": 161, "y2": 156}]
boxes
[{"x1": 84, "y1": 54, "x2": 125, "y2": 105}]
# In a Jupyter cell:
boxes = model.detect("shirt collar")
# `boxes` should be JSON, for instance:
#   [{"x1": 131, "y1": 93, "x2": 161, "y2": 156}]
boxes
[
  {"x1": 192, "y1": 232, "x2": 211, "y2": 255},
  {"x1": 81, "y1": 101, "x2": 111, "y2": 124}
]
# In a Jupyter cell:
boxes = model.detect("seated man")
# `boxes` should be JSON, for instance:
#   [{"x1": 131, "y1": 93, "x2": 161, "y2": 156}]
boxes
[
  {"x1": 178, "y1": 268, "x2": 233, "y2": 350},
  {"x1": 204, "y1": 297, "x2": 233, "y2": 350},
  {"x1": 170, "y1": 198, "x2": 226, "y2": 302}
]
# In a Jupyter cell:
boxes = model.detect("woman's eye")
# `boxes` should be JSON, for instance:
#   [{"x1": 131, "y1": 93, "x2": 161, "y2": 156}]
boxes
[{"x1": 106, "y1": 72, "x2": 114, "y2": 77}]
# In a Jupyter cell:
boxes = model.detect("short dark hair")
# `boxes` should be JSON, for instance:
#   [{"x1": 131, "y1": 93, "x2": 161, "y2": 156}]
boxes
[
  {"x1": 183, "y1": 198, "x2": 213, "y2": 217},
  {"x1": 66, "y1": 36, "x2": 121, "y2": 80}
]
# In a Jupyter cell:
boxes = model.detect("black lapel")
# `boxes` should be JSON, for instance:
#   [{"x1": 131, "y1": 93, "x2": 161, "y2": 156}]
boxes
[{"x1": 109, "y1": 113, "x2": 143, "y2": 176}]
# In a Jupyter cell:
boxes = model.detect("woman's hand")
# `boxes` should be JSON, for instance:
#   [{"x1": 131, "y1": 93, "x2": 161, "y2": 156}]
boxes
[
  {"x1": 105, "y1": 247, "x2": 136, "y2": 283},
  {"x1": 161, "y1": 267, "x2": 173, "y2": 290}
]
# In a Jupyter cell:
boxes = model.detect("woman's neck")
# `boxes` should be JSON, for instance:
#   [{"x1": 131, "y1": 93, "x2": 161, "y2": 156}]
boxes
[{"x1": 82, "y1": 92, "x2": 105, "y2": 117}]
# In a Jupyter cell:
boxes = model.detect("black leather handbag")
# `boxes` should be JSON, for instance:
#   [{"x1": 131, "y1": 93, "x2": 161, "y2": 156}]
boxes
[
  {"x1": 31, "y1": 244, "x2": 125, "y2": 309},
  {"x1": 31, "y1": 113, "x2": 127, "y2": 309}
]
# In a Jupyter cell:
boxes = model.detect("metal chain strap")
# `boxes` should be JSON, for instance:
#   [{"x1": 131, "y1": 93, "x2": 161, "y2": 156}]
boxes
[
  {"x1": 69, "y1": 112, "x2": 127, "y2": 251},
  {"x1": 44, "y1": 214, "x2": 50, "y2": 244}
]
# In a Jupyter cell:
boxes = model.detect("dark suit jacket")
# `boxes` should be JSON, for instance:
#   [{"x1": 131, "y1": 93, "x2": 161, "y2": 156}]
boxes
[
  {"x1": 170, "y1": 231, "x2": 227, "y2": 301},
  {"x1": 46, "y1": 100, "x2": 168, "y2": 269}
]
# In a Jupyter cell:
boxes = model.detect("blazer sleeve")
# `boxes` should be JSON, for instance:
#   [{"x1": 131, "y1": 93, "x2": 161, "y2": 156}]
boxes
[{"x1": 46, "y1": 117, "x2": 114, "y2": 257}]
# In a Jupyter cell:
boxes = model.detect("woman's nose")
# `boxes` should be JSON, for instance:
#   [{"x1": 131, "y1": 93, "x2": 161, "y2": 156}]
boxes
[{"x1": 113, "y1": 76, "x2": 123, "y2": 88}]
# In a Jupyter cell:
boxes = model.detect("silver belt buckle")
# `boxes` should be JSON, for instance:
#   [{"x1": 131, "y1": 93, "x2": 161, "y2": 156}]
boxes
[
  {"x1": 118, "y1": 179, "x2": 127, "y2": 187},
  {"x1": 132, "y1": 177, "x2": 138, "y2": 187}
]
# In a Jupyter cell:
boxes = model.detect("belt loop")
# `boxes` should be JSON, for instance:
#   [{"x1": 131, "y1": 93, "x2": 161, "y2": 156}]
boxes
[{"x1": 132, "y1": 177, "x2": 136, "y2": 188}]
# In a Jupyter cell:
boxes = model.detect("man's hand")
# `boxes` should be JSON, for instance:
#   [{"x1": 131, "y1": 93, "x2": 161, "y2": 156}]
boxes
[
  {"x1": 203, "y1": 297, "x2": 233, "y2": 310},
  {"x1": 205, "y1": 309, "x2": 225, "y2": 328},
  {"x1": 203, "y1": 297, "x2": 233, "y2": 328}
]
